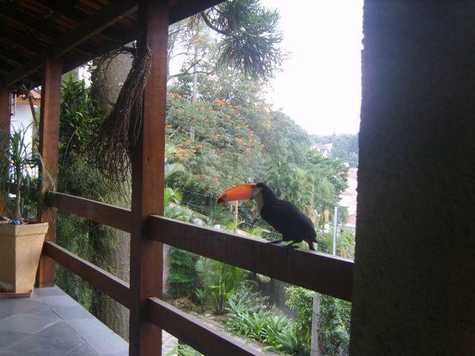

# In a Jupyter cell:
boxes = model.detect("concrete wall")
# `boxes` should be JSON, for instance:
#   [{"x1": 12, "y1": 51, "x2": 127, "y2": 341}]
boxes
[{"x1": 351, "y1": 2, "x2": 475, "y2": 355}]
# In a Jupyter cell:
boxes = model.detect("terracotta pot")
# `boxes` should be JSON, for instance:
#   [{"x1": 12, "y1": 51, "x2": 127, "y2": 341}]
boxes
[{"x1": 0, "y1": 222, "x2": 49, "y2": 294}]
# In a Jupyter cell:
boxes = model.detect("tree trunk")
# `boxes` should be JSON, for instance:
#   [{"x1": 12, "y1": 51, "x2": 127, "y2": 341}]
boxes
[
  {"x1": 90, "y1": 52, "x2": 133, "y2": 339},
  {"x1": 310, "y1": 293, "x2": 321, "y2": 356}
]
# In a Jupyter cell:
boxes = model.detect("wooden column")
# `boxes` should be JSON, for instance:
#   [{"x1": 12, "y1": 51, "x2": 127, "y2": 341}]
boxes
[
  {"x1": 37, "y1": 58, "x2": 62, "y2": 287},
  {"x1": 351, "y1": 1, "x2": 475, "y2": 355},
  {"x1": 0, "y1": 87, "x2": 10, "y2": 215},
  {"x1": 129, "y1": 0, "x2": 168, "y2": 355},
  {"x1": 0, "y1": 87, "x2": 10, "y2": 135}
]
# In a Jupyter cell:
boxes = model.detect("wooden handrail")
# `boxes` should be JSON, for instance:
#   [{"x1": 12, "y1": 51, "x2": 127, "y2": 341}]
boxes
[
  {"x1": 147, "y1": 216, "x2": 354, "y2": 301},
  {"x1": 46, "y1": 192, "x2": 132, "y2": 233},
  {"x1": 45, "y1": 191, "x2": 353, "y2": 300},
  {"x1": 44, "y1": 241, "x2": 132, "y2": 308},
  {"x1": 146, "y1": 298, "x2": 257, "y2": 355}
]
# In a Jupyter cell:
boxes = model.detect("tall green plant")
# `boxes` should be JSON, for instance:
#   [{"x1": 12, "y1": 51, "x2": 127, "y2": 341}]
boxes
[
  {"x1": 0, "y1": 126, "x2": 39, "y2": 221},
  {"x1": 196, "y1": 258, "x2": 246, "y2": 314}
]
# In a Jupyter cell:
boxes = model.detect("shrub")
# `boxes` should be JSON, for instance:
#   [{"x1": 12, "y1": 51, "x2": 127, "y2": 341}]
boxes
[
  {"x1": 286, "y1": 287, "x2": 314, "y2": 346},
  {"x1": 168, "y1": 248, "x2": 199, "y2": 299},
  {"x1": 196, "y1": 258, "x2": 247, "y2": 314},
  {"x1": 225, "y1": 284, "x2": 309, "y2": 355},
  {"x1": 285, "y1": 286, "x2": 351, "y2": 356}
]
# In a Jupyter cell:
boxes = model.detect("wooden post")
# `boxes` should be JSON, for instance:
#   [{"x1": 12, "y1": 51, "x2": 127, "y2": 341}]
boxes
[
  {"x1": 0, "y1": 87, "x2": 11, "y2": 215},
  {"x1": 0, "y1": 87, "x2": 10, "y2": 134},
  {"x1": 37, "y1": 57, "x2": 62, "y2": 287},
  {"x1": 129, "y1": 0, "x2": 168, "y2": 355},
  {"x1": 351, "y1": 2, "x2": 475, "y2": 355}
]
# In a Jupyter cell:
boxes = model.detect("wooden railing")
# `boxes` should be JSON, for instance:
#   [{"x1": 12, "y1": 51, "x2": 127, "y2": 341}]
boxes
[{"x1": 45, "y1": 191, "x2": 354, "y2": 355}]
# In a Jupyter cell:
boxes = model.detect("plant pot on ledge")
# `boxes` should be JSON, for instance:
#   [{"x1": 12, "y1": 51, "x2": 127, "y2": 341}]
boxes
[
  {"x1": 0, "y1": 222, "x2": 48, "y2": 296},
  {"x1": 0, "y1": 126, "x2": 49, "y2": 298}
]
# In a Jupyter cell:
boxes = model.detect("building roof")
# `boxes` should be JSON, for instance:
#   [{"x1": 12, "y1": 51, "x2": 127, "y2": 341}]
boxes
[{"x1": 0, "y1": 0, "x2": 223, "y2": 91}]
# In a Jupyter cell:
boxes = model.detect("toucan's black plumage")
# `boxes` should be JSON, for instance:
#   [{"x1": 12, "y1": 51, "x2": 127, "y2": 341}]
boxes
[{"x1": 254, "y1": 183, "x2": 317, "y2": 251}]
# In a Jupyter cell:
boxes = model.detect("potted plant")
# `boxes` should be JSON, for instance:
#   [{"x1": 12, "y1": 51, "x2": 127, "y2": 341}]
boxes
[{"x1": 0, "y1": 126, "x2": 48, "y2": 297}]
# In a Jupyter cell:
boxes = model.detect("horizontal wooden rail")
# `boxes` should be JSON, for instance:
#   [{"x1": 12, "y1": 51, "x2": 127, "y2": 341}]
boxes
[
  {"x1": 44, "y1": 241, "x2": 132, "y2": 308},
  {"x1": 146, "y1": 298, "x2": 256, "y2": 355},
  {"x1": 46, "y1": 192, "x2": 132, "y2": 232},
  {"x1": 147, "y1": 216, "x2": 354, "y2": 301}
]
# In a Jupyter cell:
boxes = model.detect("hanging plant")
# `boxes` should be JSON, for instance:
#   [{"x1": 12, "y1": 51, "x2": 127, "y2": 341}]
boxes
[{"x1": 95, "y1": 41, "x2": 152, "y2": 181}]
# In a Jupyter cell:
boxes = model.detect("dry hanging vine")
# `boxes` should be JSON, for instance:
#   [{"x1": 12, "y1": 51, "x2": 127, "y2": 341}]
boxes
[{"x1": 95, "y1": 43, "x2": 152, "y2": 181}]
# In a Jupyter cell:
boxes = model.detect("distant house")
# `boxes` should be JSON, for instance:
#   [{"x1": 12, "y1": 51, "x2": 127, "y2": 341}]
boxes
[
  {"x1": 339, "y1": 167, "x2": 358, "y2": 230},
  {"x1": 312, "y1": 142, "x2": 333, "y2": 158},
  {"x1": 10, "y1": 91, "x2": 39, "y2": 148}
]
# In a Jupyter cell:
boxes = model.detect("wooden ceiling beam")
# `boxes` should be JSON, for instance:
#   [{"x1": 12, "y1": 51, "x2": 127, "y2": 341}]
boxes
[
  {"x1": 0, "y1": 20, "x2": 49, "y2": 54},
  {"x1": 34, "y1": 0, "x2": 87, "y2": 22},
  {"x1": 33, "y1": 0, "x2": 132, "y2": 43},
  {"x1": 6, "y1": 0, "x2": 138, "y2": 87},
  {"x1": 8, "y1": 0, "x2": 226, "y2": 88},
  {"x1": 0, "y1": 6, "x2": 62, "y2": 41}
]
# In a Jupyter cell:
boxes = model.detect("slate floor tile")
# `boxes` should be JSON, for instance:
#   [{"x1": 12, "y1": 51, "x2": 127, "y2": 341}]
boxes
[
  {"x1": 0, "y1": 330, "x2": 30, "y2": 349},
  {"x1": 0, "y1": 313, "x2": 58, "y2": 334},
  {"x1": 37, "y1": 321, "x2": 84, "y2": 349},
  {"x1": 66, "y1": 341, "x2": 100, "y2": 356},
  {"x1": 6, "y1": 334, "x2": 78, "y2": 356},
  {"x1": 68, "y1": 318, "x2": 128, "y2": 355},
  {"x1": 31, "y1": 287, "x2": 64, "y2": 298},
  {"x1": 51, "y1": 304, "x2": 94, "y2": 321},
  {"x1": 0, "y1": 299, "x2": 51, "y2": 318},
  {"x1": 0, "y1": 287, "x2": 130, "y2": 355}
]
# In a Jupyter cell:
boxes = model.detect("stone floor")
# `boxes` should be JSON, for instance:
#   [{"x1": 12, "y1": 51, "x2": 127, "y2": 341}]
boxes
[
  {"x1": 0, "y1": 286, "x2": 130, "y2": 356},
  {"x1": 0, "y1": 286, "x2": 179, "y2": 356}
]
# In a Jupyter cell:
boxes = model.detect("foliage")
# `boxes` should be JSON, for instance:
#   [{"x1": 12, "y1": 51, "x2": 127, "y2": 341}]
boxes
[
  {"x1": 196, "y1": 258, "x2": 247, "y2": 314},
  {"x1": 0, "y1": 126, "x2": 39, "y2": 221},
  {"x1": 203, "y1": 0, "x2": 282, "y2": 79},
  {"x1": 286, "y1": 286, "x2": 314, "y2": 347},
  {"x1": 225, "y1": 284, "x2": 308, "y2": 355},
  {"x1": 319, "y1": 296, "x2": 351, "y2": 356},
  {"x1": 55, "y1": 77, "x2": 117, "y2": 309},
  {"x1": 285, "y1": 286, "x2": 352, "y2": 356},
  {"x1": 168, "y1": 248, "x2": 200, "y2": 299},
  {"x1": 318, "y1": 229, "x2": 355, "y2": 260},
  {"x1": 169, "y1": 0, "x2": 282, "y2": 81},
  {"x1": 166, "y1": 343, "x2": 203, "y2": 356}
]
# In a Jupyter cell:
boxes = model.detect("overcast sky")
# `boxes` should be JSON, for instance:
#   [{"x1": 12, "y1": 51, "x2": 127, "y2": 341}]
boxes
[{"x1": 261, "y1": 0, "x2": 364, "y2": 136}]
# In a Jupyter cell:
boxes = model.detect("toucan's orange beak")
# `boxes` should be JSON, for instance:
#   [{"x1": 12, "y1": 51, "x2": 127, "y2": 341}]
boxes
[{"x1": 217, "y1": 183, "x2": 256, "y2": 204}]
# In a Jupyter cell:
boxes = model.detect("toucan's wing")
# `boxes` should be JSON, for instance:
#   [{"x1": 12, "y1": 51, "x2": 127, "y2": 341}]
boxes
[{"x1": 262, "y1": 200, "x2": 315, "y2": 240}]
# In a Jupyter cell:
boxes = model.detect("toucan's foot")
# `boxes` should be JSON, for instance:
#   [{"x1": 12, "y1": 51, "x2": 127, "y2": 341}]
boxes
[
  {"x1": 306, "y1": 240, "x2": 316, "y2": 251},
  {"x1": 285, "y1": 241, "x2": 298, "y2": 249}
]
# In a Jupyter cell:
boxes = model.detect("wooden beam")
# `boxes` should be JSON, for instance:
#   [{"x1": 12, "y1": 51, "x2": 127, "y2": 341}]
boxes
[
  {"x1": 146, "y1": 298, "x2": 257, "y2": 355},
  {"x1": 5, "y1": 0, "x2": 137, "y2": 87},
  {"x1": 37, "y1": 57, "x2": 62, "y2": 288},
  {"x1": 147, "y1": 216, "x2": 354, "y2": 301},
  {"x1": 44, "y1": 242, "x2": 131, "y2": 308},
  {"x1": 34, "y1": 0, "x2": 132, "y2": 43},
  {"x1": 46, "y1": 192, "x2": 132, "y2": 232},
  {"x1": 0, "y1": 6, "x2": 62, "y2": 41},
  {"x1": 129, "y1": 1, "x2": 168, "y2": 355},
  {"x1": 8, "y1": 0, "x2": 226, "y2": 89},
  {"x1": 0, "y1": 87, "x2": 10, "y2": 134},
  {"x1": 0, "y1": 87, "x2": 10, "y2": 215}
]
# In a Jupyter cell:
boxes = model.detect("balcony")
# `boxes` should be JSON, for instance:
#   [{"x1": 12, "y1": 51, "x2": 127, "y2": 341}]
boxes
[{"x1": 0, "y1": 0, "x2": 469, "y2": 355}]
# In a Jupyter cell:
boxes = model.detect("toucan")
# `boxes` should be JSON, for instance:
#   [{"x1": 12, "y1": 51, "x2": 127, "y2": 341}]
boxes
[{"x1": 218, "y1": 183, "x2": 317, "y2": 251}]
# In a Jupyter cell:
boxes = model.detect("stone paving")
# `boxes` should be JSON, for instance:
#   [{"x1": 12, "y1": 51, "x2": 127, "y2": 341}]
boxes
[{"x1": 0, "y1": 287, "x2": 129, "y2": 356}]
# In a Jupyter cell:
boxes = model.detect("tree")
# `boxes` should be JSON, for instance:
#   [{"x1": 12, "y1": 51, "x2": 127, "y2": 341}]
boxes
[{"x1": 168, "y1": 0, "x2": 282, "y2": 82}]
